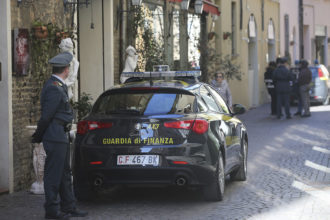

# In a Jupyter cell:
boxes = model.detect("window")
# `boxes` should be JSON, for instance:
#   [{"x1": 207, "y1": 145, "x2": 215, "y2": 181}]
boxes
[
  {"x1": 92, "y1": 91, "x2": 196, "y2": 116},
  {"x1": 207, "y1": 86, "x2": 230, "y2": 114},
  {"x1": 199, "y1": 86, "x2": 220, "y2": 112}
]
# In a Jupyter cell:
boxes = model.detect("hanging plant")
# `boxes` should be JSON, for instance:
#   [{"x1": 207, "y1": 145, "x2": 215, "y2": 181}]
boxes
[
  {"x1": 32, "y1": 20, "x2": 49, "y2": 39},
  {"x1": 223, "y1": 32, "x2": 232, "y2": 40}
]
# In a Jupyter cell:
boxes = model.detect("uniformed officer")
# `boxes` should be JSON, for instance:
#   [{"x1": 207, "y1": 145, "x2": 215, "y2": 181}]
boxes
[
  {"x1": 264, "y1": 61, "x2": 277, "y2": 115},
  {"x1": 272, "y1": 57, "x2": 294, "y2": 119},
  {"x1": 32, "y1": 52, "x2": 88, "y2": 219}
]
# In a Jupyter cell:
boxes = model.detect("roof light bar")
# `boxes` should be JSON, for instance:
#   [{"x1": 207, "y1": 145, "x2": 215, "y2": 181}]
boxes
[{"x1": 121, "y1": 70, "x2": 201, "y2": 78}]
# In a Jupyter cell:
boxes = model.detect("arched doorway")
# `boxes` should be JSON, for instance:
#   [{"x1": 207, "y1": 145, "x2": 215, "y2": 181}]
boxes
[
  {"x1": 267, "y1": 19, "x2": 276, "y2": 62},
  {"x1": 248, "y1": 14, "x2": 259, "y2": 107}
]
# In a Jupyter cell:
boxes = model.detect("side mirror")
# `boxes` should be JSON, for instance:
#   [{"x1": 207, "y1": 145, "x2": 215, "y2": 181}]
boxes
[{"x1": 232, "y1": 103, "x2": 246, "y2": 115}]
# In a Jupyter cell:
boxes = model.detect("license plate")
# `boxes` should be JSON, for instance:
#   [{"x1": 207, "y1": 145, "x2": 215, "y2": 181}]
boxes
[{"x1": 117, "y1": 155, "x2": 159, "y2": 166}]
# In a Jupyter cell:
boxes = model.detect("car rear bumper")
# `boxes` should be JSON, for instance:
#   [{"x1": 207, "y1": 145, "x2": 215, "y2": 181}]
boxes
[{"x1": 73, "y1": 144, "x2": 216, "y2": 187}]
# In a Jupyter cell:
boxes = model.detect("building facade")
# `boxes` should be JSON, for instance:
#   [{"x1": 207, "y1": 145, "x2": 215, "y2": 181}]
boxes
[
  {"x1": 279, "y1": 0, "x2": 330, "y2": 67},
  {"x1": 0, "y1": 0, "x2": 283, "y2": 193}
]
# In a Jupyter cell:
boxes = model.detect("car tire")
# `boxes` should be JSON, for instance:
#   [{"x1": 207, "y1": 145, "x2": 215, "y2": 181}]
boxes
[
  {"x1": 230, "y1": 139, "x2": 248, "y2": 181},
  {"x1": 203, "y1": 151, "x2": 225, "y2": 201},
  {"x1": 322, "y1": 96, "x2": 329, "y2": 105}
]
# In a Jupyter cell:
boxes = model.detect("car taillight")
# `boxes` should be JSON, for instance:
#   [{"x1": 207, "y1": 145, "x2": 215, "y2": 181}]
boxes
[
  {"x1": 318, "y1": 68, "x2": 324, "y2": 78},
  {"x1": 164, "y1": 119, "x2": 208, "y2": 134},
  {"x1": 192, "y1": 120, "x2": 209, "y2": 134},
  {"x1": 77, "y1": 120, "x2": 113, "y2": 135}
]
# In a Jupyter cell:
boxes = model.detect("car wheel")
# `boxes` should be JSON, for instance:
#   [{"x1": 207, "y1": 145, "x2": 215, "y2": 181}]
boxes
[
  {"x1": 203, "y1": 151, "x2": 225, "y2": 201},
  {"x1": 322, "y1": 96, "x2": 329, "y2": 105},
  {"x1": 230, "y1": 139, "x2": 247, "y2": 181}
]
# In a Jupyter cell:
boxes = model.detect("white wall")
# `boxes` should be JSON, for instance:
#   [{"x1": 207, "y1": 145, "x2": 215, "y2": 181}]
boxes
[
  {"x1": 0, "y1": 0, "x2": 13, "y2": 193},
  {"x1": 79, "y1": 0, "x2": 114, "y2": 102}
]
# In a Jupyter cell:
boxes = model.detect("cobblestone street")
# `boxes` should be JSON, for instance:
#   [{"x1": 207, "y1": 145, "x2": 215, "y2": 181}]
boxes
[{"x1": 1, "y1": 103, "x2": 330, "y2": 220}]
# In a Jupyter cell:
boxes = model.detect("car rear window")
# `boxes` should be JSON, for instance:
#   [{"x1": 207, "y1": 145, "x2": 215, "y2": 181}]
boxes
[
  {"x1": 309, "y1": 67, "x2": 319, "y2": 79},
  {"x1": 92, "y1": 91, "x2": 196, "y2": 115}
]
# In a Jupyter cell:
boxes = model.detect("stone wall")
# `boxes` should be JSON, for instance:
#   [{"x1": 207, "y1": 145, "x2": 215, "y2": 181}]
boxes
[{"x1": 10, "y1": 0, "x2": 72, "y2": 191}]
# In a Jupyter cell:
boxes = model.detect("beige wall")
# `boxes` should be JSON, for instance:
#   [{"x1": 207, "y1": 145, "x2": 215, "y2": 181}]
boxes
[
  {"x1": 79, "y1": 0, "x2": 115, "y2": 102},
  {"x1": 279, "y1": 0, "x2": 299, "y2": 61},
  {"x1": 303, "y1": 0, "x2": 330, "y2": 66},
  {"x1": 214, "y1": 0, "x2": 279, "y2": 108}
]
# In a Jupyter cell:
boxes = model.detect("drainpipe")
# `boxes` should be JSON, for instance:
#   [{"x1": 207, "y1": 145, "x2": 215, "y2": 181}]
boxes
[
  {"x1": 299, "y1": 0, "x2": 304, "y2": 59},
  {"x1": 120, "y1": 0, "x2": 127, "y2": 74}
]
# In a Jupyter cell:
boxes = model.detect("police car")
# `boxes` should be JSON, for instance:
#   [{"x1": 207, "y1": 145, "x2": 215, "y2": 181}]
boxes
[{"x1": 73, "y1": 67, "x2": 248, "y2": 201}]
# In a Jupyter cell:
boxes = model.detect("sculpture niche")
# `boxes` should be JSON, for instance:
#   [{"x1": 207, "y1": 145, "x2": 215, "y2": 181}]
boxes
[{"x1": 120, "y1": 45, "x2": 138, "y2": 84}]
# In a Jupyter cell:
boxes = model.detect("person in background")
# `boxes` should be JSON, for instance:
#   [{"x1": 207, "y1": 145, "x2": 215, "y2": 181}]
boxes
[
  {"x1": 298, "y1": 60, "x2": 312, "y2": 117},
  {"x1": 292, "y1": 60, "x2": 302, "y2": 116},
  {"x1": 211, "y1": 71, "x2": 233, "y2": 109},
  {"x1": 264, "y1": 61, "x2": 277, "y2": 115},
  {"x1": 272, "y1": 57, "x2": 294, "y2": 119}
]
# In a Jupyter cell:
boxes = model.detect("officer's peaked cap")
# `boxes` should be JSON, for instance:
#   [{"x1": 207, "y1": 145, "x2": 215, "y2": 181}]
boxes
[{"x1": 49, "y1": 52, "x2": 73, "y2": 67}]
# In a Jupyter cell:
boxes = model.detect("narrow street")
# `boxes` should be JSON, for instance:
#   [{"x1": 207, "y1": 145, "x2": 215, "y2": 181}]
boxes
[{"x1": 1, "y1": 103, "x2": 330, "y2": 220}]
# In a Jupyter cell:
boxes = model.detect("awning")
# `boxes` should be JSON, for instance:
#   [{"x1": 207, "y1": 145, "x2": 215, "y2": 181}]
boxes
[
  {"x1": 169, "y1": 0, "x2": 221, "y2": 16},
  {"x1": 203, "y1": 0, "x2": 220, "y2": 16}
]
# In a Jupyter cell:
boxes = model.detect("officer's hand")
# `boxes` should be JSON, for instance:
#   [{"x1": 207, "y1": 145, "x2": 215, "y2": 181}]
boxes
[{"x1": 31, "y1": 133, "x2": 42, "y2": 143}]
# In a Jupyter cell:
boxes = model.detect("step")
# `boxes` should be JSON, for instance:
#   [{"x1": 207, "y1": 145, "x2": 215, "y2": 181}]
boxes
[{"x1": 0, "y1": 188, "x2": 9, "y2": 195}]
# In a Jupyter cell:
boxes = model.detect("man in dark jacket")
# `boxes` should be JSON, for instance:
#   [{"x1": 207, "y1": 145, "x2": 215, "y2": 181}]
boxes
[
  {"x1": 298, "y1": 60, "x2": 312, "y2": 117},
  {"x1": 272, "y1": 57, "x2": 294, "y2": 119},
  {"x1": 264, "y1": 61, "x2": 277, "y2": 115},
  {"x1": 32, "y1": 52, "x2": 88, "y2": 219}
]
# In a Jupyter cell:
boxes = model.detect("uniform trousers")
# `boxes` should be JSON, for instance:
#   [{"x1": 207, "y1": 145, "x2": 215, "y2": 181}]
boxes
[
  {"x1": 43, "y1": 141, "x2": 76, "y2": 216},
  {"x1": 299, "y1": 84, "x2": 311, "y2": 115},
  {"x1": 268, "y1": 89, "x2": 277, "y2": 115},
  {"x1": 276, "y1": 92, "x2": 291, "y2": 118}
]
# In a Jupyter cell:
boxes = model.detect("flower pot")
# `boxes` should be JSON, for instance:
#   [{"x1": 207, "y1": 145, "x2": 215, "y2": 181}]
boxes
[
  {"x1": 56, "y1": 31, "x2": 70, "y2": 44},
  {"x1": 33, "y1": 26, "x2": 48, "y2": 39}
]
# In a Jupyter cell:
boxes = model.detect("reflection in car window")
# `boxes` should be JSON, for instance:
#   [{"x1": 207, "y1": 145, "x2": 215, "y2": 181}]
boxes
[
  {"x1": 207, "y1": 86, "x2": 230, "y2": 114},
  {"x1": 196, "y1": 97, "x2": 208, "y2": 112},
  {"x1": 92, "y1": 92, "x2": 196, "y2": 115},
  {"x1": 199, "y1": 86, "x2": 220, "y2": 112}
]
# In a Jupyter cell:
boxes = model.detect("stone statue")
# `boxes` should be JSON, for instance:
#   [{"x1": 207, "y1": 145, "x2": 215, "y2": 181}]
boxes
[
  {"x1": 59, "y1": 38, "x2": 79, "y2": 100},
  {"x1": 27, "y1": 125, "x2": 46, "y2": 194},
  {"x1": 30, "y1": 142, "x2": 46, "y2": 194},
  {"x1": 120, "y1": 45, "x2": 138, "y2": 83}
]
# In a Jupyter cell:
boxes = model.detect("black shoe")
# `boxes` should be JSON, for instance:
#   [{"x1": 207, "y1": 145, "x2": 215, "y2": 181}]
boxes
[
  {"x1": 65, "y1": 209, "x2": 88, "y2": 217},
  {"x1": 45, "y1": 212, "x2": 70, "y2": 219},
  {"x1": 286, "y1": 116, "x2": 292, "y2": 119},
  {"x1": 301, "y1": 114, "x2": 311, "y2": 117},
  {"x1": 294, "y1": 112, "x2": 301, "y2": 116}
]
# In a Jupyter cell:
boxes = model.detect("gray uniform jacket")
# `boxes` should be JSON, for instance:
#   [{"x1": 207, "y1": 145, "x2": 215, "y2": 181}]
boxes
[{"x1": 32, "y1": 76, "x2": 73, "y2": 143}]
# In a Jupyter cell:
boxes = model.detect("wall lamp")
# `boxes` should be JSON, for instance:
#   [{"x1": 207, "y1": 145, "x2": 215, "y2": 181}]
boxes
[
  {"x1": 116, "y1": 0, "x2": 143, "y2": 30},
  {"x1": 181, "y1": 0, "x2": 190, "y2": 10},
  {"x1": 194, "y1": 0, "x2": 203, "y2": 14},
  {"x1": 132, "y1": 0, "x2": 143, "y2": 6},
  {"x1": 63, "y1": 0, "x2": 90, "y2": 9}
]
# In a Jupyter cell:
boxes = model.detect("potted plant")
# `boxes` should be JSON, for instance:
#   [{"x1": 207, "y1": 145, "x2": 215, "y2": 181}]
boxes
[
  {"x1": 223, "y1": 32, "x2": 232, "y2": 40},
  {"x1": 32, "y1": 20, "x2": 48, "y2": 39},
  {"x1": 208, "y1": 32, "x2": 217, "y2": 40}
]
